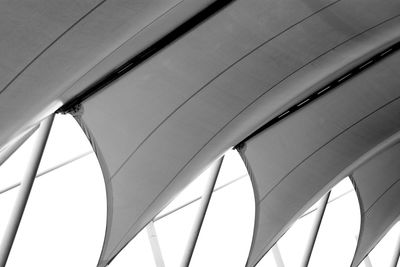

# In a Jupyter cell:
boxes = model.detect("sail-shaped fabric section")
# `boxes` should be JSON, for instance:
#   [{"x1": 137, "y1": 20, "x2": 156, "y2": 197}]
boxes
[
  {"x1": 239, "y1": 50, "x2": 400, "y2": 267},
  {"x1": 0, "y1": 0, "x2": 189, "y2": 150},
  {"x1": 350, "y1": 144, "x2": 400, "y2": 266},
  {"x1": 72, "y1": 0, "x2": 400, "y2": 265},
  {"x1": 0, "y1": 0, "x2": 103, "y2": 146}
]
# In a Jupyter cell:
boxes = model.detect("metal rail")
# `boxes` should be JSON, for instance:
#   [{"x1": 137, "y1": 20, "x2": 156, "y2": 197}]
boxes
[{"x1": 0, "y1": 151, "x2": 93, "y2": 195}]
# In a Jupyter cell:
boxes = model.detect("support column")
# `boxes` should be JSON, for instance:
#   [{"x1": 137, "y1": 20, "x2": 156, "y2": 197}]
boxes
[
  {"x1": 180, "y1": 156, "x2": 224, "y2": 267},
  {"x1": 0, "y1": 125, "x2": 38, "y2": 166},
  {"x1": 154, "y1": 173, "x2": 246, "y2": 222},
  {"x1": 0, "y1": 151, "x2": 92, "y2": 196},
  {"x1": 0, "y1": 114, "x2": 54, "y2": 267},
  {"x1": 390, "y1": 232, "x2": 400, "y2": 267},
  {"x1": 300, "y1": 191, "x2": 330, "y2": 267},
  {"x1": 147, "y1": 221, "x2": 166, "y2": 267},
  {"x1": 272, "y1": 244, "x2": 285, "y2": 267},
  {"x1": 363, "y1": 256, "x2": 373, "y2": 267}
]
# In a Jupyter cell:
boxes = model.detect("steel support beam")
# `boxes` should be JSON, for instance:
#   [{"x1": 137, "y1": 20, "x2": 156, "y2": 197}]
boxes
[
  {"x1": 0, "y1": 151, "x2": 92, "y2": 195},
  {"x1": 180, "y1": 156, "x2": 224, "y2": 267},
  {"x1": 0, "y1": 114, "x2": 54, "y2": 267},
  {"x1": 147, "y1": 221, "x2": 166, "y2": 267},
  {"x1": 363, "y1": 256, "x2": 373, "y2": 267},
  {"x1": 300, "y1": 191, "x2": 330, "y2": 267},
  {"x1": 0, "y1": 125, "x2": 38, "y2": 167},
  {"x1": 300, "y1": 189, "x2": 352, "y2": 219},
  {"x1": 272, "y1": 244, "x2": 285, "y2": 267},
  {"x1": 154, "y1": 173, "x2": 246, "y2": 222},
  {"x1": 390, "y1": 232, "x2": 400, "y2": 267}
]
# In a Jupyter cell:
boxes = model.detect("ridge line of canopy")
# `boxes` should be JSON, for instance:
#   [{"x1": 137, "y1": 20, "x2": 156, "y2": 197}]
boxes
[
  {"x1": 57, "y1": 0, "x2": 235, "y2": 114},
  {"x1": 235, "y1": 41, "x2": 400, "y2": 147}
]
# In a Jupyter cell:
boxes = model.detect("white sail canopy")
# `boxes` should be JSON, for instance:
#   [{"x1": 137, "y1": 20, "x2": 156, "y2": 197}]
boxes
[
  {"x1": 71, "y1": 0, "x2": 400, "y2": 265},
  {"x1": 1, "y1": 0, "x2": 400, "y2": 265},
  {"x1": 0, "y1": 0, "x2": 198, "y2": 152},
  {"x1": 76, "y1": 1, "x2": 340, "y2": 264},
  {"x1": 351, "y1": 144, "x2": 400, "y2": 266},
  {"x1": 239, "y1": 50, "x2": 400, "y2": 266}
]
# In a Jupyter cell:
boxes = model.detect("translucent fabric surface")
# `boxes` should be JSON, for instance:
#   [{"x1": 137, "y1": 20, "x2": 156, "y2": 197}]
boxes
[{"x1": 240, "y1": 50, "x2": 400, "y2": 266}]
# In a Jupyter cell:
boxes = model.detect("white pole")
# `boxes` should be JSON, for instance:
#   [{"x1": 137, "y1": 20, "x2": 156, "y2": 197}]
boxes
[
  {"x1": 0, "y1": 125, "x2": 38, "y2": 167},
  {"x1": 154, "y1": 173, "x2": 246, "y2": 222},
  {"x1": 363, "y1": 256, "x2": 373, "y2": 267},
  {"x1": 390, "y1": 233, "x2": 400, "y2": 267},
  {"x1": 0, "y1": 151, "x2": 92, "y2": 195},
  {"x1": 180, "y1": 156, "x2": 224, "y2": 267},
  {"x1": 272, "y1": 244, "x2": 285, "y2": 267},
  {"x1": 300, "y1": 191, "x2": 330, "y2": 267},
  {"x1": 0, "y1": 114, "x2": 54, "y2": 267},
  {"x1": 146, "y1": 221, "x2": 166, "y2": 267}
]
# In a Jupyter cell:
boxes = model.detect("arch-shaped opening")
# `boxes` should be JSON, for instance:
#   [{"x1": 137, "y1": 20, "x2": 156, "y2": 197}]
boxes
[
  {"x1": 110, "y1": 149, "x2": 255, "y2": 266},
  {"x1": 0, "y1": 114, "x2": 107, "y2": 266},
  {"x1": 256, "y1": 177, "x2": 361, "y2": 267}
]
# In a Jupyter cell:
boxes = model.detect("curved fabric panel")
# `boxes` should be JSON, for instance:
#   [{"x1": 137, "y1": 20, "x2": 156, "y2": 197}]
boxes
[
  {"x1": 239, "y1": 49, "x2": 400, "y2": 267},
  {"x1": 351, "y1": 144, "x2": 400, "y2": 266},
  {"x1": 73, "y1": 0, "x2": 400, "y2": 266},
  {"x1": 77, "y1": 0, "x2": 344, "y2": 177},
  {"x1": 0, "y1": 0, "x2": 102, "y2": 93},
  {"x1": 0, "y1": 0, "x2": 185, "y2": 150},
  {"x1": 78, "y1": 0, "x2": 353, "y2": 265},
  {"x1": 0, "y1": 0, "x2": 104, "y2": 146}
]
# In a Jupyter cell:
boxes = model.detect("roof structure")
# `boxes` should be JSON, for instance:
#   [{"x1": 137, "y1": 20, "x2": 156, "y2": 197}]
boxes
[{"x1": 0, "y1": 0, "x2": 400, "y2": 266}]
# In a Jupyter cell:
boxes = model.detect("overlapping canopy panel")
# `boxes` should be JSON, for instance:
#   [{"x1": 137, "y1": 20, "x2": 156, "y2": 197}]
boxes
[
  {"x1": 0, "y1": 0, "x2": 204, "y2": 151},
  {"x1": 0, "y1": 0, "x2": 400, "y2": 266},
  {"x1": 239, "y1": 50, "x2": 400, "y2": 266},
  {"x1": 73, "y1": 0, "x2": 400, "y2": 266}
]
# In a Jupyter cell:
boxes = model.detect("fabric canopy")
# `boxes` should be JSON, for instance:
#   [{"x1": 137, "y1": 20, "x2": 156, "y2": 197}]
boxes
[
  {"x1": 0, "y1": 0, "x2": 400, "y2": 265},
  {"x1": 0, "y1": 0, "x2": 194, "y2": 152},
  {"x1": 239, "y1": 50, "x2": 400, "y2": 266},
  {"x1": 70, "y1": 0, "x2": 400, "y2": 265},
  {"x1": 351, "y1": 144, "x2": 400, "y2": 266}
]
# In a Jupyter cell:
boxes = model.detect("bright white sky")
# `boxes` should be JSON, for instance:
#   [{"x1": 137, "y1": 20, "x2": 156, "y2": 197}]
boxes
[{"x1": 0, "y1": 114, "x2": 398, "y2": 267}]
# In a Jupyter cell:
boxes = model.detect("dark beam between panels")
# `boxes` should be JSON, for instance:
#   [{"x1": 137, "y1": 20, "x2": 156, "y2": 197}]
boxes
[
  {"x1": 58, "y1": 0, "x2": 235, "y2": 114},
  {"x1": 236, "y1": 41, "x2": 400, "y2": 147}
]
